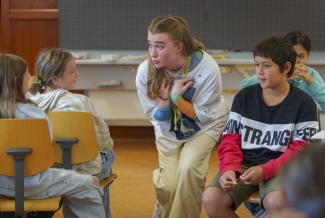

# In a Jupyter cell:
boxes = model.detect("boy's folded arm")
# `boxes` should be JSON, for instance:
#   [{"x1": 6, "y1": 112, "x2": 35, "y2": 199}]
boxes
[
  {"x1": 260, "y1": 140, "x2": 309, "y2": 181},
  {"x1": 218, "y1": 133, "x2": 243, "y2": 175}
]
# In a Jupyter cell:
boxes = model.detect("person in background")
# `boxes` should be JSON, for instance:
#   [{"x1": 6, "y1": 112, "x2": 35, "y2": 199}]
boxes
[
  {"x1": 240, "y1": 30, "x2": 325, "y2": 111},
  {"x1": 136, "y1": 15, "x2": 229, "y2": 218},
  {"x1": 26, "y1": 48, "x2": 115, "y2": 218},
  {"x1": 202, "y1": 36, "x2": 319, "y2": 218},
  {"x1": 0, "y1": 53, "x2": 105, "y2": 218},
  {"x1": 271, "y1": 143, "x2": 325, "y2": 218}
]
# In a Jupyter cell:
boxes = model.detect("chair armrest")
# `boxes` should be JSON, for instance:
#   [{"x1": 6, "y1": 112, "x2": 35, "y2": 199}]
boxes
[
  {"x1": 99, "y1": 174, "x2": 117, "y2": 190},
  {"x1": 55, "y1": 138, "x2": 79, "y2": 169},
  {"x1": 6, "y1": 148, "x2": 32, "y2": 217}
]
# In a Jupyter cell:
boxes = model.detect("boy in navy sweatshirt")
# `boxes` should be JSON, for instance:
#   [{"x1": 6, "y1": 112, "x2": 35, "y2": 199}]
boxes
[{"x1": 202, "y1": 36, "x2": 319, "y2": 218}]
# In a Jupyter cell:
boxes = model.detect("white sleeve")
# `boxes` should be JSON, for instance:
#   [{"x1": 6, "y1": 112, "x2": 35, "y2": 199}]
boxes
[{"x1": 192, "y1": 58, "x2": 222, "y2": 123}]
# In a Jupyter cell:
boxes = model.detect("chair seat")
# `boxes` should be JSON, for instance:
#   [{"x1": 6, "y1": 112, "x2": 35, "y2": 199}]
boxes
[
  {"x1": 100, "y1": 174, "x2": 117, "y2": 190},
  {"x1": 245, "y1": 191, "x2": 261, "y2": 204},
  {"x1": 0, "y1": 195, "x2": 62, "y2": 212}
]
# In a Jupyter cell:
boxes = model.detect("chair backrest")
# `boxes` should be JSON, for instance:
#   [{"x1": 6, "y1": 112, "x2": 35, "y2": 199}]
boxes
[
  {"x1": 46, "y1": 111, "x2": 98, "y2": 164},
  {"x1": 0, "y1": 119, "x2": 54, "y2": 176}
]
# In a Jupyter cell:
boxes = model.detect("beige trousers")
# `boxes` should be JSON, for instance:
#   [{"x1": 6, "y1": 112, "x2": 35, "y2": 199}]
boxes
[{"x1": 153, "y1": 134, "x2": 216, "y2": 218}]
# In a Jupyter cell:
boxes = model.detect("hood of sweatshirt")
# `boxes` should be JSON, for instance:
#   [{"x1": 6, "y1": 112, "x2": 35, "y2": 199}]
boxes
[{"x1": 26, "y1": 88, "x2": 68, "y2": 112}]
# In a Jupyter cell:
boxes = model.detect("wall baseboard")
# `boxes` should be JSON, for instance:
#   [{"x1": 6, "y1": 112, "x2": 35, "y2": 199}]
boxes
[{"x1": 109, "y1": 126, "x2": 155, "y2": 139}]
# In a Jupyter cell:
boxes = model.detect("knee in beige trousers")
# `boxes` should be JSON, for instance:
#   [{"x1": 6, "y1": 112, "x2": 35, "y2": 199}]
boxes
[{"x1": 153, "y1": 134, "x2": 216, "y2": 218}]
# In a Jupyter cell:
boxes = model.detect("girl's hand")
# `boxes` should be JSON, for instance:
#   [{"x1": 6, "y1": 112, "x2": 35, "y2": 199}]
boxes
[
  {"x1": 290, "y1": 63, "x2": 314, "y2": 84},
  {"x1": 154, "y1": 77, "x2": 171, "y2": 107},
  {"x1": 92, "y1": 176, "x2": 100, "y2": 186},
  {"x1": 170, "y1": 78, "x2": 195, "y2": 95},
  {"x1": 240, "y1": 166, "x2": 264, "y2": 185},
  {"x1": 219, "y1": 170, "x2": 238, "y2": 192}
]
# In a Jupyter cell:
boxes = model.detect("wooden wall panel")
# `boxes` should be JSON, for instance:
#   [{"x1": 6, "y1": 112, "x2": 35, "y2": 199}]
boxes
[
  {"x1": 10, "y1": 20, "x2": 58, "y2": 74},
  {"x1": 10, "y1": 0, "x2": 58, "y2": 9},
  {"x1": 0, "y1": 0, "x2": 58, "y2": 75},
  {"x1": 1, "y1": 0, "x2": 10, "y2": 52}
]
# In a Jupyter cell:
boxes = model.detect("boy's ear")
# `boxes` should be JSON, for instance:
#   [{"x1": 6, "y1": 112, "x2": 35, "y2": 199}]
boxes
[{"x1": 283, "y1": 62, "x2": 292, "y2": 75}]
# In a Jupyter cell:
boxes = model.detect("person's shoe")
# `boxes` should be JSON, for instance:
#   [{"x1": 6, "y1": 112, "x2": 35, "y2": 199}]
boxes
[
  {"x1": 152, "y1": 200, "x2": 161, "y2": 218},
  {"x1": 244, "y1": 202, "x2": 270, "y2": 218}
]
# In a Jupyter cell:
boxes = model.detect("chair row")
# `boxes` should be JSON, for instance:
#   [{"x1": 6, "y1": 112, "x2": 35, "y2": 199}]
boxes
[{"x1": 0, "y1": 111, "x2": 117, "y2": 217}]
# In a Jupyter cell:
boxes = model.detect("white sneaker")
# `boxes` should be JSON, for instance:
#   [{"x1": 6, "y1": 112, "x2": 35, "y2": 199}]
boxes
[{"x1": 152, "y1": 200, "x2": 161, "y2": 218}]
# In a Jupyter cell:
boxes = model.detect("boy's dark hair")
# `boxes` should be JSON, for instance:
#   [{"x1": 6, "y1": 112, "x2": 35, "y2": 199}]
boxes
[{"x1": 253, "y1": 37, "x2": 297, "y2": 78}]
